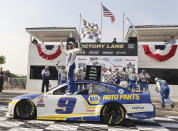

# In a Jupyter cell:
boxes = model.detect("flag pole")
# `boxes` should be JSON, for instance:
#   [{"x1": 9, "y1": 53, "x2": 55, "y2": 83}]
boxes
[
  {"x1": 123, "y1": 11, "x2": 125, "y2": 42},
  {"x1": 100, "y1": 3, "x2": 103, "y2": 42}
]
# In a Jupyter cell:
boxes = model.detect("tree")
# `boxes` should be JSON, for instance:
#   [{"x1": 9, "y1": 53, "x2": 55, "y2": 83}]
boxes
[
  {"x1": 0, "y1": 56, "x2": 6, "y2": 64},
  {"x1": 4, "y1": 70, "x2": 27, "y2": 78}
]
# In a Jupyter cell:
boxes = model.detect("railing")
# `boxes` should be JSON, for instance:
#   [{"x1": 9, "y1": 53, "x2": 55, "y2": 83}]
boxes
[{"x1": 3, "y1": 77, "x2": 27, "y2": 90}]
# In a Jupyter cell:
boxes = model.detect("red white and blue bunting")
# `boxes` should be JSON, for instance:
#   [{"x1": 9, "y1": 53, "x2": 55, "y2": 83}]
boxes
[
  {"x1": 36, "y1": 45, "x2": 61, "y2": 60},
  {"x1": 143, "y1": 45, "x2": 177, "y2": 62}
]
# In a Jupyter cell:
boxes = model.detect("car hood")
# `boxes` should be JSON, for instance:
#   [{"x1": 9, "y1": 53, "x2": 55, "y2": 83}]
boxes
[{"x1": 12, "y1": 94, "x2": 43, "y2": 101}]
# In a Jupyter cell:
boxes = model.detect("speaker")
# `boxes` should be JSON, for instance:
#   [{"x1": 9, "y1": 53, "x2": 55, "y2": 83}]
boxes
[{"x1": 128, "y1": 37, "x2": 137, "y2": 43}]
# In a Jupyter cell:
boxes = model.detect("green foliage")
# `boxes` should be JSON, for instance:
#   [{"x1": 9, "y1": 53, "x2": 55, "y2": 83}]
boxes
[
  {"x1": 0, "y1": 56, "x2": 6, "y2": 64},
  {"x1": 4, "y1": 70, "x2": 27, "y2": 78}
]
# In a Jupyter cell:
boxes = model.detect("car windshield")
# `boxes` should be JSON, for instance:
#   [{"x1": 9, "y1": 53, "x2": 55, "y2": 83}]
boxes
[{"x1": 48, "y1": 83, "x2": 67, "y2": 91}]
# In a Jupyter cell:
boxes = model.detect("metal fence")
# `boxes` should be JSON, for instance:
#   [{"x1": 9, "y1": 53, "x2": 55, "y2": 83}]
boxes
[{"x1": 3, "y1": 77, "x2": 27, "y2": 90}]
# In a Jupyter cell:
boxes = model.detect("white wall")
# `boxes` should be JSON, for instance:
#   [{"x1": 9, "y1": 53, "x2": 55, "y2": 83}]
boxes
[
  {"x1": 138, "y1": 45, "x2": 178, "y2": 69},
  {"x1": 26, "y1": 44, "x2": 66, "y2": 90}
]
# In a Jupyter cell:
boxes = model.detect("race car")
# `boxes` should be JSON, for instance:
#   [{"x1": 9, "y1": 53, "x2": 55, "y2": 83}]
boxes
[{"x1": 6, "y1": 81, "x2": 155, "y2": 125}]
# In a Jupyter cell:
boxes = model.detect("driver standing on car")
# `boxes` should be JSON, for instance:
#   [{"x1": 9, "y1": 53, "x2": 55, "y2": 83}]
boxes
[{"x1": 60, "y1": 38, "x2": 82, "y2": 94}]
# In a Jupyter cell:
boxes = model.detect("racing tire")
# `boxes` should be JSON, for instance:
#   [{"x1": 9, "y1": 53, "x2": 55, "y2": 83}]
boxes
[
  {"x1": 15, "y1": 100, "x2": 36, "y2": 119},
  {"x1": 101, "y1": 103, "x2": 126, "y2": 125}
]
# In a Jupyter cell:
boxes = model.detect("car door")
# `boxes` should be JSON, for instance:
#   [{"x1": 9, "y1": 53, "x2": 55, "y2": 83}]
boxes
[{"x1": 36, "y1": 84, "x2": 88, "y2": 120}]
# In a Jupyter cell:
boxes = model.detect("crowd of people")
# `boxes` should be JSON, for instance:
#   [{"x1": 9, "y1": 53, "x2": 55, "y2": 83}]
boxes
[{"x1": 102, "y1": 67, "x2": 151, "y2": 92}]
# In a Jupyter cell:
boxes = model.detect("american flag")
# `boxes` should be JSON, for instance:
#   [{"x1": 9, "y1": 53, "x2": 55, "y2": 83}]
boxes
[{"x1": 102, "y1": 4, "x2": 115, "y2": 23}]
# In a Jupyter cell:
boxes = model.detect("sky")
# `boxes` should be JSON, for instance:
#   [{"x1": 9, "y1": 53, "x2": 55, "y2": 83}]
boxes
[{"x1": 0, "y1": 0, "x2": 178, "y2": 75}]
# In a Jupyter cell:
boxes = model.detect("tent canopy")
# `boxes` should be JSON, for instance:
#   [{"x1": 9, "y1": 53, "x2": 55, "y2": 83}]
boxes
[
  {"x1": 126, "y1": 25, "x2": 178, "y2": 42},
  {"x1": 26, "y1": 27, "x2": 80, "y2": 42}
]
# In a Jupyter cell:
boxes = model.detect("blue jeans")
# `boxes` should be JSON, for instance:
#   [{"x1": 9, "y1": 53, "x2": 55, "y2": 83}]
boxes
[
  {"x1": 140, "y1": 82, "x2": 148, "y2": 91},
  {"x1": 67, "y1": 63, "x2": 77, "y2": 93},
  {"x1": 57, "y1": 74, "x2": 61, "y2": 85},
  {"x1": 160, "y1": 86, "x2": 173, "y2": 108},
  {"x1": 128, "y1": 81, "x2": 137, "y2": 91}
]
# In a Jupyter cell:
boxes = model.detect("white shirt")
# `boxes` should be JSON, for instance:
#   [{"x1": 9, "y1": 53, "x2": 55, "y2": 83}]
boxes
[
  {"x1": 41, "y1": 69, "x2": 50, "y2": 78},
  {"x1": 60, "y1": 42, "x2": 81, "y2": 70},
  {"x1": 65, "y1": 48, "x2": 81, "y2": 67}
]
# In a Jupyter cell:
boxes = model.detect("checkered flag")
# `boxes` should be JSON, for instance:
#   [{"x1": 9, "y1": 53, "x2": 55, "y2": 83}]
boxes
[{"x1": 80, "y1": 17, "x2": 101, "y2": 42}]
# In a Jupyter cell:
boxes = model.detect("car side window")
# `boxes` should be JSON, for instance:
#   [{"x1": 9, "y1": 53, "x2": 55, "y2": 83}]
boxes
[
  {"x1": 92, "y1": 84, "x2": 115, "y2": 94},
  {"x1": 77, "y1": 83, "x2": 89, "y2": 95},
  {"x1": 53, "y1": 86, "x2": 67, "y2": 95}
]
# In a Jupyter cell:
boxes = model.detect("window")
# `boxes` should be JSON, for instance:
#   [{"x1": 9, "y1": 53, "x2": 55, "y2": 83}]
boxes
[
  {"x1": 77, "y1": 83, "x2": 116, "y2": 94},
  {"x1": 91, "y1": 84, "x2": 115, "y2": 94},
  {"x1": 30, "y1": 66, "x2": 58, "y2": 80},
  {"x1": 76, "y1": 83, "x2": 89, "y2": 95},
  {"x1": 138, "y1": 68, "x2": 178, "y2": 85},
  {"x1": 53, "y1": 85, "x2": 67, "y2": 95}
]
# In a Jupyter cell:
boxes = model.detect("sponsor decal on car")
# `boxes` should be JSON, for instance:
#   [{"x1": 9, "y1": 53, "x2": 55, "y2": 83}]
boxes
[
  {"x1": 88, "y1": 95, "x2": 100, "y2": 104},
  {"x1": 102, "y1": 94, "x2": 139, "y2": 100},
  {"x1": 37, "y1": 99, "x2": 45, "y2": 107},
  {"x1": 118, "y1": 89, "x2": 124, "y2": 94}
]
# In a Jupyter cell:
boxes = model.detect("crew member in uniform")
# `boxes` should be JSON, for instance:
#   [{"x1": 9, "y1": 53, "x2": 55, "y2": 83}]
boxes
[
  {"x1": 0, "y1": 67, "x2": 4, "y2": 94},
  {"x1": 41, "y1": 66, "x2": 50, "y2": 93},
  {"x1": 104, "y1": 68, "x2": 114, "y2": 85},
  {"x1": 75, "y1": 68, "x2": 85, "y2": 81},
  {"x1": 155, "y1": 78, "x2": 174, "y2": 108},
  {"x1": 138, "y1": 70, "x2": 151, "y2": 91},
  {"x1": 128, "y1": 68, "x2": 138, "y2": 91},
  {"x1": 60, "y1": 38, "x2": 82, "y2": 94},
  {"x1": 56, "y1": 61, "x2": 67, "y2": 84},
  {"x1": 120, "y1": 67, "x2": 128, "y2": 82},
  {"x1": 113, "y1": 68, "x2": 120, "y2": 86}
]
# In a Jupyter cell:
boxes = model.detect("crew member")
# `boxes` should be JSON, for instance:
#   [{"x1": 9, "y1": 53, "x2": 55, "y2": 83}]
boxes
[
  {"x1": 112, "y1": 37, "x2": 117, "y2": 43},
  {"x1": 0, "y1": 67, "x2": 4, "y2": 94},
  {"x1": 113, "y1": 68, "x2": 120, "y2": 85},
  {"x1": 56, "y1": 61, "x2": 67, "y2": 85},
  {"x1": 56, "y1": 61, "x2": 61, "y2": 85},
  {"x1": 138, "y1": 70, "x2": 151, "y2": 91},
  {"x1": 155, "y1": 78, "x2": 174, "y2": 108},
  {"x1": 128, "y1": 68, "x2": 138, "y2": 91},
  {"x1": 60, "y1": 38, "x2": 82, "y2": 94},
  {"x1": 104, "y1": 68, "x2": 114, "y2": 85},
  {"x1": 41, "y1": 66, "x2": 50, "y2": 93},
  {"x1": 75, "y1": 68, "x2": 85, "y2": 81},
  {"x1": 120, "y1": 67, "x2": 128, "y2": 82},
  {"x1": 169, "y1": 35, "x2": 176, "y2": 45}
]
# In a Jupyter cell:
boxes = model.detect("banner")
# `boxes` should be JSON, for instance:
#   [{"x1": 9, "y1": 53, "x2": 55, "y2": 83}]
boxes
[
  {"x1": 76, "y1": 42, "x2": 138, "y2": 73},
  {"x1": 143, "y1": 45, "x2": 177, "y2": 61},
  {"x1": 78, "y1": 43, "x2": 137, "y2": 56},
  {"x1": 85, "y1": 65, "x2": 101, "y2": 81},
  {"x1": 36, "y1": 45, "x2": 61, "y2": 60}
]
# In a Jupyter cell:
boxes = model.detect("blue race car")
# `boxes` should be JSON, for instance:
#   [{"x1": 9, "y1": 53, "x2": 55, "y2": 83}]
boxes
[{"x1": 6, "y1": 81, "x2": 155, "y2": 125}]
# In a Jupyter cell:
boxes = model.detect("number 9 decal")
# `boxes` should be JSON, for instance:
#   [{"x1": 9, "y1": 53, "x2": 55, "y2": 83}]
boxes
[{"x1": 56, "y1": 97, "x2": 76, "y2": 114}]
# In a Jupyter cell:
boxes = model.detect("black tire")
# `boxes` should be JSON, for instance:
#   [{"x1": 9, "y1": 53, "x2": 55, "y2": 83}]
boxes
[
  {"x1": 101, "y1": 103, "x2": 126, "y2": 125},
  {"x1": 15, "y1": 100, "x2": 36, "y2": 119}
]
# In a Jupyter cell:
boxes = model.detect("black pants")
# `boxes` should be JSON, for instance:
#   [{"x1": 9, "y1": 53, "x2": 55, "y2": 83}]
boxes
[
  {"x1": 42, "y1": 79, "x2": 49, "y2": 93},
  {"x1": 0, "y1": 85, "x2": 3, "y2": 93}
]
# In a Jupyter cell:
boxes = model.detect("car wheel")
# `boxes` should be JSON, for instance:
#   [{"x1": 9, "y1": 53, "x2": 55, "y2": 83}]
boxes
[
  {"x1": 101, "y1": 103, "x2": 125, "y2": 125},
  {"x1": 15, "y1": 100, "x2": 36, "y2": 119}
]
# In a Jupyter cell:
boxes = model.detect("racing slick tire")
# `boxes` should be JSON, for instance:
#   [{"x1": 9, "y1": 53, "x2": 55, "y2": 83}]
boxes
[
  {"x1": 101, "y1": 102, "x2": 126, "y2": 125},
  {"x1": 14, "y1": 100, "x2": 36, "y2": 119}
]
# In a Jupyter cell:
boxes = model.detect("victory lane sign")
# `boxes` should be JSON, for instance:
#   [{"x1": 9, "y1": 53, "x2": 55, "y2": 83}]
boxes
[{"x1": 79, "y1": 43, "x2": 137, "y2": 56}]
